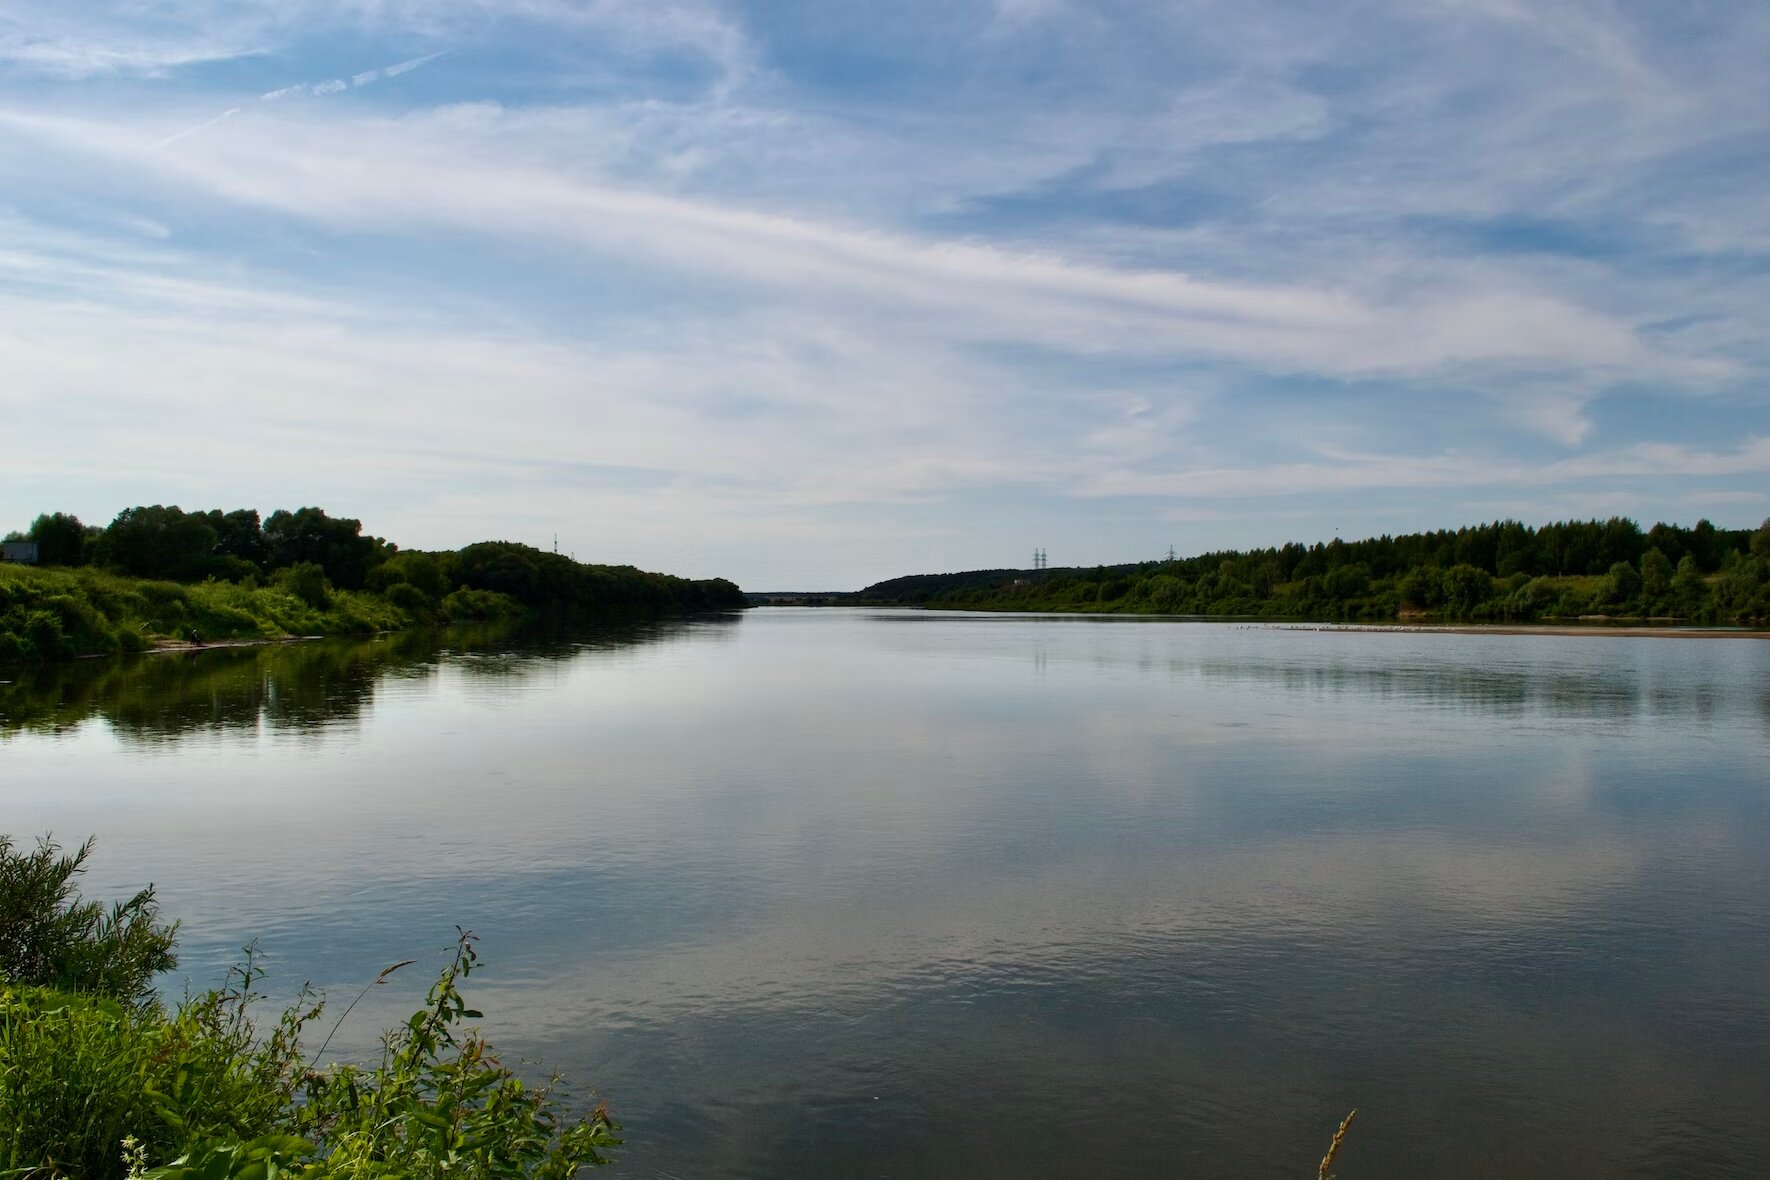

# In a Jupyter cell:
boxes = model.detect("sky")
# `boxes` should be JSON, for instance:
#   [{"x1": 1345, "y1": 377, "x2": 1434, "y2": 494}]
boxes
[{"x1": 2, "y1": 0, "x2": 1767, "y2": 589}]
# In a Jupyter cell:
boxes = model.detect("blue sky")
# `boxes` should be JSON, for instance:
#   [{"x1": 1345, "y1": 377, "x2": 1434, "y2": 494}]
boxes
[{"x1": 2, "y1": 0, "x2": 1766, "y2": 588}]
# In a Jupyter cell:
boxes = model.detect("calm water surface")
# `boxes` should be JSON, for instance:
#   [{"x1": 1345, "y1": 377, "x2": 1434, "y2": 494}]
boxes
[{"x1": 4, "y1": 610, "x2": 1768, "y2": 1177}]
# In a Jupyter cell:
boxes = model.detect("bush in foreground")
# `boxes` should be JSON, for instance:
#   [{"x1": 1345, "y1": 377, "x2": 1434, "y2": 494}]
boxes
[{"x1": 0, "y1": 835, "x2": 618, "y2": 1178}]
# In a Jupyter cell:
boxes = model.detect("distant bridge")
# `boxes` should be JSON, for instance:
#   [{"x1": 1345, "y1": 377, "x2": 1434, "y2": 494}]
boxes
[{"x1": 744, "y1": 591, "x2": 858, "y2": 605}]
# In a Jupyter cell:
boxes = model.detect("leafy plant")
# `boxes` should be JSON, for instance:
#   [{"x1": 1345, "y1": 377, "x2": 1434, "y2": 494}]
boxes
[
  {"x1": 284, "y1": 930, "x2": 620, "y2": 1178},
  {"x1": 0, "y1": 835, "x2": 618, "y2": 1179},
  {"x1": 0, "y1": 835, "x2": 177, "y2": 1008},
  {"x1": 0, "y1": 963, "x2": 307, "y2": 1179}
]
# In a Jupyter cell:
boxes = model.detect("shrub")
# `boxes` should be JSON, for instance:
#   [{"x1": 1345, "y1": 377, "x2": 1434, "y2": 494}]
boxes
[
  {"x1": 139, "y1": 935, "x2": 619, "y2": 1179},
  {"x1": 440, "y1": 588, "x2": 519, "y2": 620},
  {"x1": 23, "y1": 610, "x2": 71, "y2": 659},
  {"x1": 0, "y1": 834, "x2": 618, "y2": 1179},
  {"x1": 385, "y1": 581, "x2": 435, "y2": 617},
  {"x1": 275, "y1": 563, "x2": 333, "y2": 611},
  {"x1": 0, "y1": 836, "x2": 177, "y2": 1008}
]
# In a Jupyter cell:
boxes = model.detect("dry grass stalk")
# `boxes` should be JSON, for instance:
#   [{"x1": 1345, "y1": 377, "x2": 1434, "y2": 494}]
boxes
[{"x1": 1317, "y1": 1108, "x2": 1357, "y2": 1180}]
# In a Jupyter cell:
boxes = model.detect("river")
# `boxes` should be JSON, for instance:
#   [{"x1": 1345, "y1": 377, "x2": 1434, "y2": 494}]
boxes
[{"x1": 3, "y1": 609, "x2": 1767, "y2": 1177}]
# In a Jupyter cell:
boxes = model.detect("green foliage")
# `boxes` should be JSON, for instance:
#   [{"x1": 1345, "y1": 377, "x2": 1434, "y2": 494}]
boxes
[
  {"x1": 383, "y1": 582, "x2": 435, "y2": 618},
  {"x1": 367, "y1": 551, "x2": 447, "y2": 598},
  {"x1": 275, "y1": 932, "x2": 620, "y2": 1178},
  {"x1": 28, "y1": 513, "x2": 87, "y2": 567},
  {"x1": 0, "y1": 566, "x2": 408, "y2": 664},
  {"x1": 2, "y1": 508, "x2": 746, "y2": 663},
  {"x1": 275, "y1": 562, "x2": 334, "y2": 611},
  {"x1": 454, "y1": 541, "x2": 745, "y2": 616},
  {"x1": 46, "y1": 937, "x2": 619, "y2": 1180},
  {"x1": 865, "y1": 516, "x2": 1769, "y2": 626},
  {"x1": 1640, "y1": 548, "x2": 1673, "y2": 606},
  {"x1": 0, "y1": 978, "x2": 302, "y2": 1179},
  {"x1": 0, "y1": 838, "x2": 618, "y2": 1179},
  {"x1": 439, "y1": 587, "x2": 520, "y2": 620},
  {"x1": 206, "y1": 510, "x2": 268, "y2": 570},
  {"x1": 0, "y1": 836, "x2": 178, "y2": 1009},
  {"x1": 263, "y1": 509, "x2": 389, "y2": 591},
  {"x1": 98, "y1": 507, "x2": 222, "y2": 583},
  {"x1": 1603, "y1": 560, "x2": 1642, "y2": 606}
]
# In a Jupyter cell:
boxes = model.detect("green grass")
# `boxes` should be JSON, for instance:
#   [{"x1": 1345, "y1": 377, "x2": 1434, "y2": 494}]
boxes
[
  {"x1": 0, "y1": 979, "x2": 297, "y2": 1177},
  {"x1": 0, "y1": 541, "x2": 749, "y2": 665},
  {"x1": 0, "y1": 565, "x2": 463, "y2": 663}
]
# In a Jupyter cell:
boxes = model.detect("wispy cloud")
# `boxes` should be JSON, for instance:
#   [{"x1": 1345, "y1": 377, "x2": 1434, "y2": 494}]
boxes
[
  {"x1": 6, "y1": 104, "x2": 1709, "y2": 398},
  {"x1": 0, "y1": 30, "x2": 260, "y2": 78},
  {"x1": 154, "y1": 106, "x2": 239, "y2": 148},
  {"x1": 1081, "y1": 439, "x2": 1770, "y2": 500}
]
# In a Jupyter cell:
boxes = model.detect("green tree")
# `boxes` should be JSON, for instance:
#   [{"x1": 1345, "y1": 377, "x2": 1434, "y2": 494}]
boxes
[
  {"x1": 99, "y1": 506, "x2": 219, "y2": 582},
  {"x1": 204, "y1": 509, "x2": 268, "y2": 570},
  {"x1": 264, "y1": 508, "x2": 386, "y2": 590},
  {"x1": 1672, "y1": 555, "x2": 1707, "y2": 618},
  {"x1": 1323, "y1": 563, "x2": 1370, "y2": 600},
  {"x1": 1640, "y1": 547, "x2": 1673, "y2": 604},
  {"x1": 1398, "y1": 566, "x2": 1443, "y2": 608},
  {"x1": 1690, "y1": 518, "x2": 1721, "y2": 570},
  {"x1": 367, "y1": 550, "x2": 449, "y2": 597},
  {"x1": 27, "y1": 513, "x2": 87, "y2": 567},
  {"x1": 1441, "y1": 564, "x2": 1492, "y2": 616},
  {"x1": 1604, "y1": 560, "x2": 1642, "y2": 609},
  {"x1": 275, "y1": 562, "x2": 333, "y2": 610}
]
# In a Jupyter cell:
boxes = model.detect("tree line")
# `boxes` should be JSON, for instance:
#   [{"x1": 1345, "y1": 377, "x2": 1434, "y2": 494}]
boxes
[
  {"x1": 1, "y1": 506, "x2": 745, "y2": 662},
  {"x1": 8, "y1": 507, "x2": 391, "y2": 587},
  {"x1": 859, "y1": 516, "x2": 1770, "y2": 624}
]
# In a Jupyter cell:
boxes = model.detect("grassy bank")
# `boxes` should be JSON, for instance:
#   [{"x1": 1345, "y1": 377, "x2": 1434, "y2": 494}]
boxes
[
  {"x1": 0, "y1": 542, "x2": 744, "y2": 664},
  {"x1": 0, "y1": 565, "x2": 406, "y2": 661}
]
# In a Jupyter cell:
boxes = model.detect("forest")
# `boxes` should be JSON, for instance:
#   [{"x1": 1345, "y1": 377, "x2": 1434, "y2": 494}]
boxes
[
  {"x1": 859, "y1": 517, "x2": 1770, "y2": 624},
  {"x1": 0, "y1": 506, "x2": 745, "y2": 662}
]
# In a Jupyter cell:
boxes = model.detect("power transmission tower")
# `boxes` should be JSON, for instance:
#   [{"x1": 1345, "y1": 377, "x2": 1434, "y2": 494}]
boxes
[
  {"x1": 1166, "y1": 545, "x2": 1176, "y2": 562},
  {"x1": 1032, "y1": 548, "x2": 1047, "y2": 571}
]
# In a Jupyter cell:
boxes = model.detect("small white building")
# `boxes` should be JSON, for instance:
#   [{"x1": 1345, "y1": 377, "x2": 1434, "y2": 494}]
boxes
[{"x1": 0, "y1": 541, "x2": 39, "y2": 564}]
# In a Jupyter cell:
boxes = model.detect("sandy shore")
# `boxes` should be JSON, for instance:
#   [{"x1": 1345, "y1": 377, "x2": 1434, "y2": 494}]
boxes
[{"x1": 1270, "y1": 623, "x2": 1769, "y2": 640}]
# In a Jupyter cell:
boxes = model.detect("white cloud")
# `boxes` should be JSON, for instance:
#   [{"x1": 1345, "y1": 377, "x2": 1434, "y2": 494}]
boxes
[
  {"x1": 1081, "y1": 438, "x2": 1770, "y2": 500},
  {"x1": 2, "y1": 0, "x2": 1768, "y2": 580},
  {"x1": 0, "y1": 104, "x2": 1704, "y2": 400},
  {"x1": 0, "y1": 37, "x2": 257, "y2": 77}
]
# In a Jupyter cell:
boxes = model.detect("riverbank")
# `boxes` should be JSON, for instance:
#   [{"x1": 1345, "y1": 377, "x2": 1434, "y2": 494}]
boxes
[
  {"x1": 148, "y1": 633, "x2": 324, "y2": 654},
  {"x1": 1269, "y1": 621, "x2": 1770, "y2": 639},
  {"x1": 0, "y1": 546, "x2": 746, "y2": 664}
]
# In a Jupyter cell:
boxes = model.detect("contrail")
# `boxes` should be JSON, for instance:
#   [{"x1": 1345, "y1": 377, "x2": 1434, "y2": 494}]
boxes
[
  {"x1": 381, "y1": 49, "x2": 449, "y2": 79},
  {"x1": 161, "y1": 47, "x2": 450, "y2": 149},
  {"x1": 155, "y1": 106, "x2": 240, "y2": 148},
  {"x1": 263, "y1": 48, "x2": 449, "y2": 101}
]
